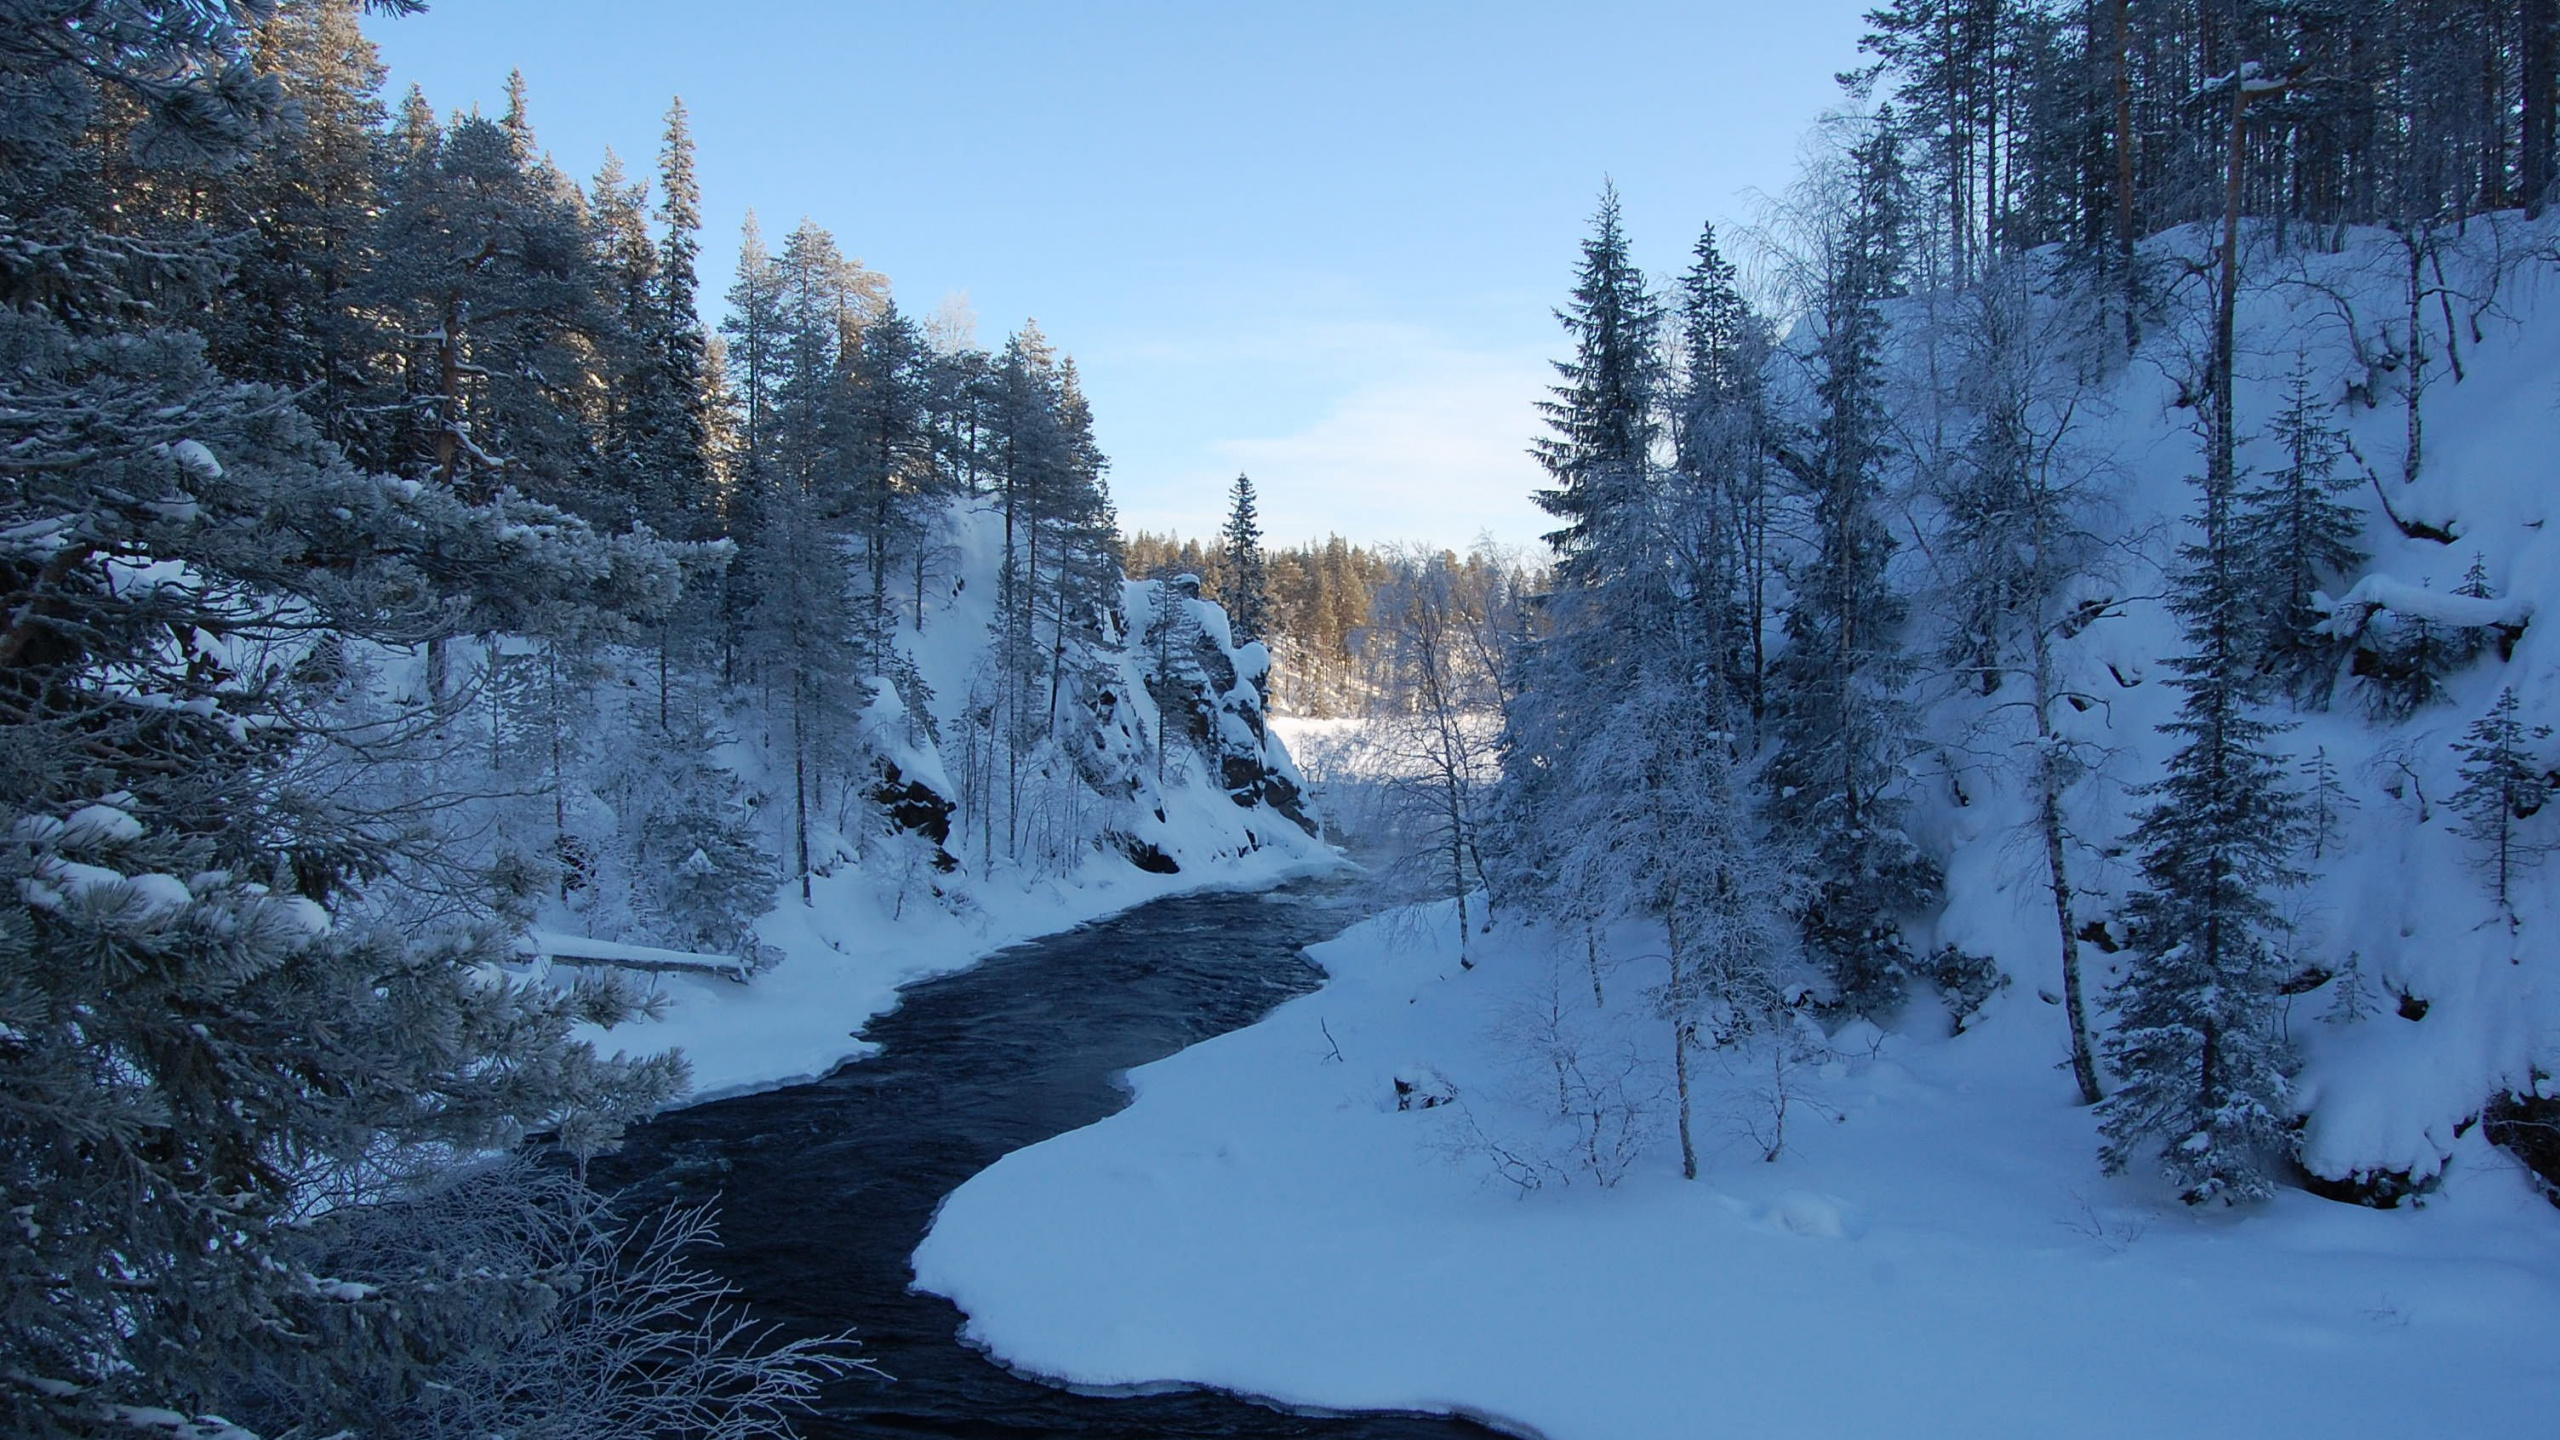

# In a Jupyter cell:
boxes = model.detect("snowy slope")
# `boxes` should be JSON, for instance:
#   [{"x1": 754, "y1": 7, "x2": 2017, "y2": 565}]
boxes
[
  {"x1": 1910, "y1": 218, "x2": 2560, "y2": 1187},
  {"x1": 587, "y1": 498, "x2": 1333, "y2": 1102},
  {"x1": 914, "y1": 217, "x2": 2560, "y2": 1435}
]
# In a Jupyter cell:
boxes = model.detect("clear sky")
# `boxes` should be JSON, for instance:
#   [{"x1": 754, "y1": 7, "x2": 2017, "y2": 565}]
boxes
[{"x1": 363, "y1": 1, "x2": 1874, "y2": 551}]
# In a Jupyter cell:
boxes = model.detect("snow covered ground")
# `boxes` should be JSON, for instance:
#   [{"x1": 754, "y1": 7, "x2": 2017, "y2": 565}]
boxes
[
  {"x1": 915, "y1": 904, "x2": 2560, "y2": 1439},
  {"x1": 916, "y1": 218, "x2": 2560, "y2": 1435}
]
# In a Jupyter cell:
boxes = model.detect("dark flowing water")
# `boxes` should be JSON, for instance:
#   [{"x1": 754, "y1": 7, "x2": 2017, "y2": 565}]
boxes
[{"x1": 592, "y1": 877, "x2": 1505, "y2": 1439}]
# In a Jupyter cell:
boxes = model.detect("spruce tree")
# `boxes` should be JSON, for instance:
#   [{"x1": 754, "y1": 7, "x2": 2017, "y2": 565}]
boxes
[
  {"x1": 2237, "y1": 362, "x2": 2363, "y2": 705},
  {"x1": 2448, "y1": 687, "x2": 2553, "y2": 927},
  {"x1": 1530, "y1": 181, "x2": 1661, "y2": 585},
  {"x1": 1497, "y1": 182, "x2": 1666, "y2": 909},
  {"x1": 0, "y1": 16, "x2": 705, "y2": 1428},
  {"x1": 648, "y1": 96, "x2": 716, "y2": 536},
  {"x1": 2098, "y1": 450, "x2": 2307, "y2": 1205},
  {"x1": 1222, "y1": 471, "x2": 1271, "y2": 644},
  {"x1": 1670, "y1": 220, "x2": 1770, "y2": 717}
]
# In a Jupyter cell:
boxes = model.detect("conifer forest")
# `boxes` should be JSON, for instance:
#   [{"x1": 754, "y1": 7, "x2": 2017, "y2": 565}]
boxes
[{"x1": 6, "y1": 4, "x2": 2560, "y2": 1439}]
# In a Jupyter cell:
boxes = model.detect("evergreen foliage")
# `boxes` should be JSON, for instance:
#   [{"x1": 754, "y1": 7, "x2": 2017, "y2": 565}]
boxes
[
  {"x1": 1531, "y1": 181, "x2": 1663, "y2": 585},
  {"x1": 2448, "y1": 687, "x2": 2554, "y2": 924},
  {"x1": 1762, "y1": 118, "x2": 1942, "y2": 1017},
  {"x1": 2097, "y1": 452, "x2": 2308, "y2": 1204},
  {"x1": 0, "y1": 9, "x2": 759, "y2": 1430},
  {"x1": 2236, "y1": 362, "x2": 2364, "y2": 704},
  {"x1": 1222, "y1": 471, "x2": 1271, "y2": 644},
  {"x1": 0, "y1": 5, "x2": 1205, "y2": 1425}
]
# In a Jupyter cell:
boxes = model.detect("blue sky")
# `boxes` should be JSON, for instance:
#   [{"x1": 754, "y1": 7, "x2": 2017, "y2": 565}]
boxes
[{"x1": 365, "y1": 1, "x2": 1872, "y2": 550}]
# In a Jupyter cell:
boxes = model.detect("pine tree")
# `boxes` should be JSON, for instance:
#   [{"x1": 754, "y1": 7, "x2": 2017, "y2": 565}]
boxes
[
  {"x1": 2098, "y1": 447, "x2": 2307, "y2": 1205},
  {"x1": 842, "y1": 299, "x2": 933, "y2": 649},
  {"x1": 1221, "y1": 471, "x2": 1271, "y2": 644},
  {"x1": 0, "y1": 16, "x2": 704, "y2": 1423},
  {"x1": 2448, "y1": 687, "x2": 2553, "y2": 926},
  {"x1": 1040, "y1": 357, "x2": 1125, "y2": 738},
  {"x1": 203, "y1": 0, "x2": 393, "y2": 465},
  {"x1": 649, "y1": 96, "x2": 715, "y2": 535},
  {"x1": 365, "y1": 102, "x2": 616, "y2": 514},
  {"x1": 744, "y1": 480, "x2": 873, "y2": 904},
  {"x1": 984, "y1": 325, "x2": 1066, "y2": 755}
]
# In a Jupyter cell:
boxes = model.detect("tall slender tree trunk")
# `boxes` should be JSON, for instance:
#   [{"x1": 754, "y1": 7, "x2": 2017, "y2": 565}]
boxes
[
  {"x1": 2402, "y1": 226, "x2": 2428, "y2": 484},
  {"x1": 426, "y1": 293, "x2": 467, "y2": 719},
  {"x1": 2527, "y1": 0, "x2": 2558, "y2": 216},
  {"x1": 657, "y1": 622, "x2": 672, "y2": 732},
  {"x1": 1666, "y1": 907, "x2": 1696, "y2": 1180},
  {"x1": 792, "y1": 676, "x2": 812, "y2": 903},
  {"x1": 2213, "y1": 78, "x2": 2260, "y2": 501},
  {"x1": 2113, "y1": 0, "x2": 2137, "y2": 350},
  {"x1": 1047, "y1": 568, "x2": 1070, "y2": 737},
  {"x1": 2032, "y1": 612, "x2": 2104, "y2": 1104}
]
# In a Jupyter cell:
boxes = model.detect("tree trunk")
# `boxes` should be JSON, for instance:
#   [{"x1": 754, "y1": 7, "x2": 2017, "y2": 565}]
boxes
[
  {"x1": 2403, "y1": 226, "x2": 2428, "y2": 484},
  {"x1": 2213, "y1": 78, "x2": 2263, "y2": 502},
  {"x1": 1667, "y1": 910, "x2": 1697, "y2": 1180},
  {"x1": 2037, "y1": 620, "x2": 2099, "y2": 1096},
  {"x1": 792, "y1": 678, "x2": 812, "y2": 904},
  {"x1": 2527, "y1": 0, "x2": 2558, "y2": 216},
  {"x1": 2113, "y1": 0, "x2": 2137, "y2": 350}
]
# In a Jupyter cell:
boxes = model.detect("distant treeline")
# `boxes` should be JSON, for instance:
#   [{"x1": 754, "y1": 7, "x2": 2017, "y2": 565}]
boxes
[{"x1": 1122, "y1": 530, "x2": 1534, "y2": 716}]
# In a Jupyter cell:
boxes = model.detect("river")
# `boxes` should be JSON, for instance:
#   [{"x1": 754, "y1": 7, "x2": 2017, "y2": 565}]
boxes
[{"x1": 593, "y1": 876, "x2": 1504, "y2": 1439}]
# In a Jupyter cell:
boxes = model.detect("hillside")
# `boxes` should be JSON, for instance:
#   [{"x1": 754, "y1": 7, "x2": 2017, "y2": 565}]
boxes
[
  {"x1": 570, "y1": 496, "x2": 1329, "y2": 1100},
  {"x1": 910, "y1": 215, "x2": 2560, "y2": 1439}
]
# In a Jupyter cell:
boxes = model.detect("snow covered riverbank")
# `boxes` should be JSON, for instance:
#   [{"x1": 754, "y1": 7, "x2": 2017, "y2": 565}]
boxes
[{"x1": 913, "y1": 903, "x2": 2560, "y2": 1439}]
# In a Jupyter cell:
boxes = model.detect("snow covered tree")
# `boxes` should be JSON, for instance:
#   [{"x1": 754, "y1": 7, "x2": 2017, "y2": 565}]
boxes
[
  {"x1": 985, "y1": 325, "x2": 1064, "y2": 743},
  {"x1": 201, "y1": 0, "x2": 395, "y2": 466},
  {"x1": 1496, "y1": 183, "x2": 1667, "y2": 905},
  {"x1": 0, "y1": 14, "x2": 715, "y2": 1426},
  {"x1": 643, "y1": 95, "x2": 717, "y2": 537},
  {"x1": 2448, "y1": 687, "x2": 2553, "y2": 927},
  {"x1": 1669, "y1": 219, "x2": 1774, "y2": 724},
  {"x1": 2236, "y1": 361, "x2": 2363, "y2": 705},
  {"x1": 1547, "y1": 671, "x2": 1803, "y2": 1179},
  {"x1": 1037, "y1": 358, "x2": 1125, "y2": 737},
  {"x1": 628, "y1": 725, "x2": 782, "y2": 957},
  {"x1": 1530, "y1": 181, "x2": 1662, "y2": 585},
  {"x1": 1763, "y1": 115, "x2": 1941, "y2": 1017},
  {"x1": 1369, "y1": 547, "x2": 1515, "y2": 959},
  {"x1": 1914, "y1": 255, "x2": 2114, "y2": 1093},
  {"x1": 364, "y1": 98, "x2": 616, "y2": 515},
  {"x1": 742, "y1": 479, "x2": 873, "y2": 904},
  {"x1": 2098, "y1": 441, "x2": 2307, "y2": 1204},
  {"x1": 1222, "y1": 470, "x2": 1271, "y2": 644}
]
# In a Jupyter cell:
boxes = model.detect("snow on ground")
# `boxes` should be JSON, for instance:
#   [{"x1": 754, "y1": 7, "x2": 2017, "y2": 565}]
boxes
[
  {"x1": 915, "y1": 904, "x2": 2560, "y2": 1439},
  {"x1": 917, "y1": 219, "x2": 2560, "y2": 1436}
]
